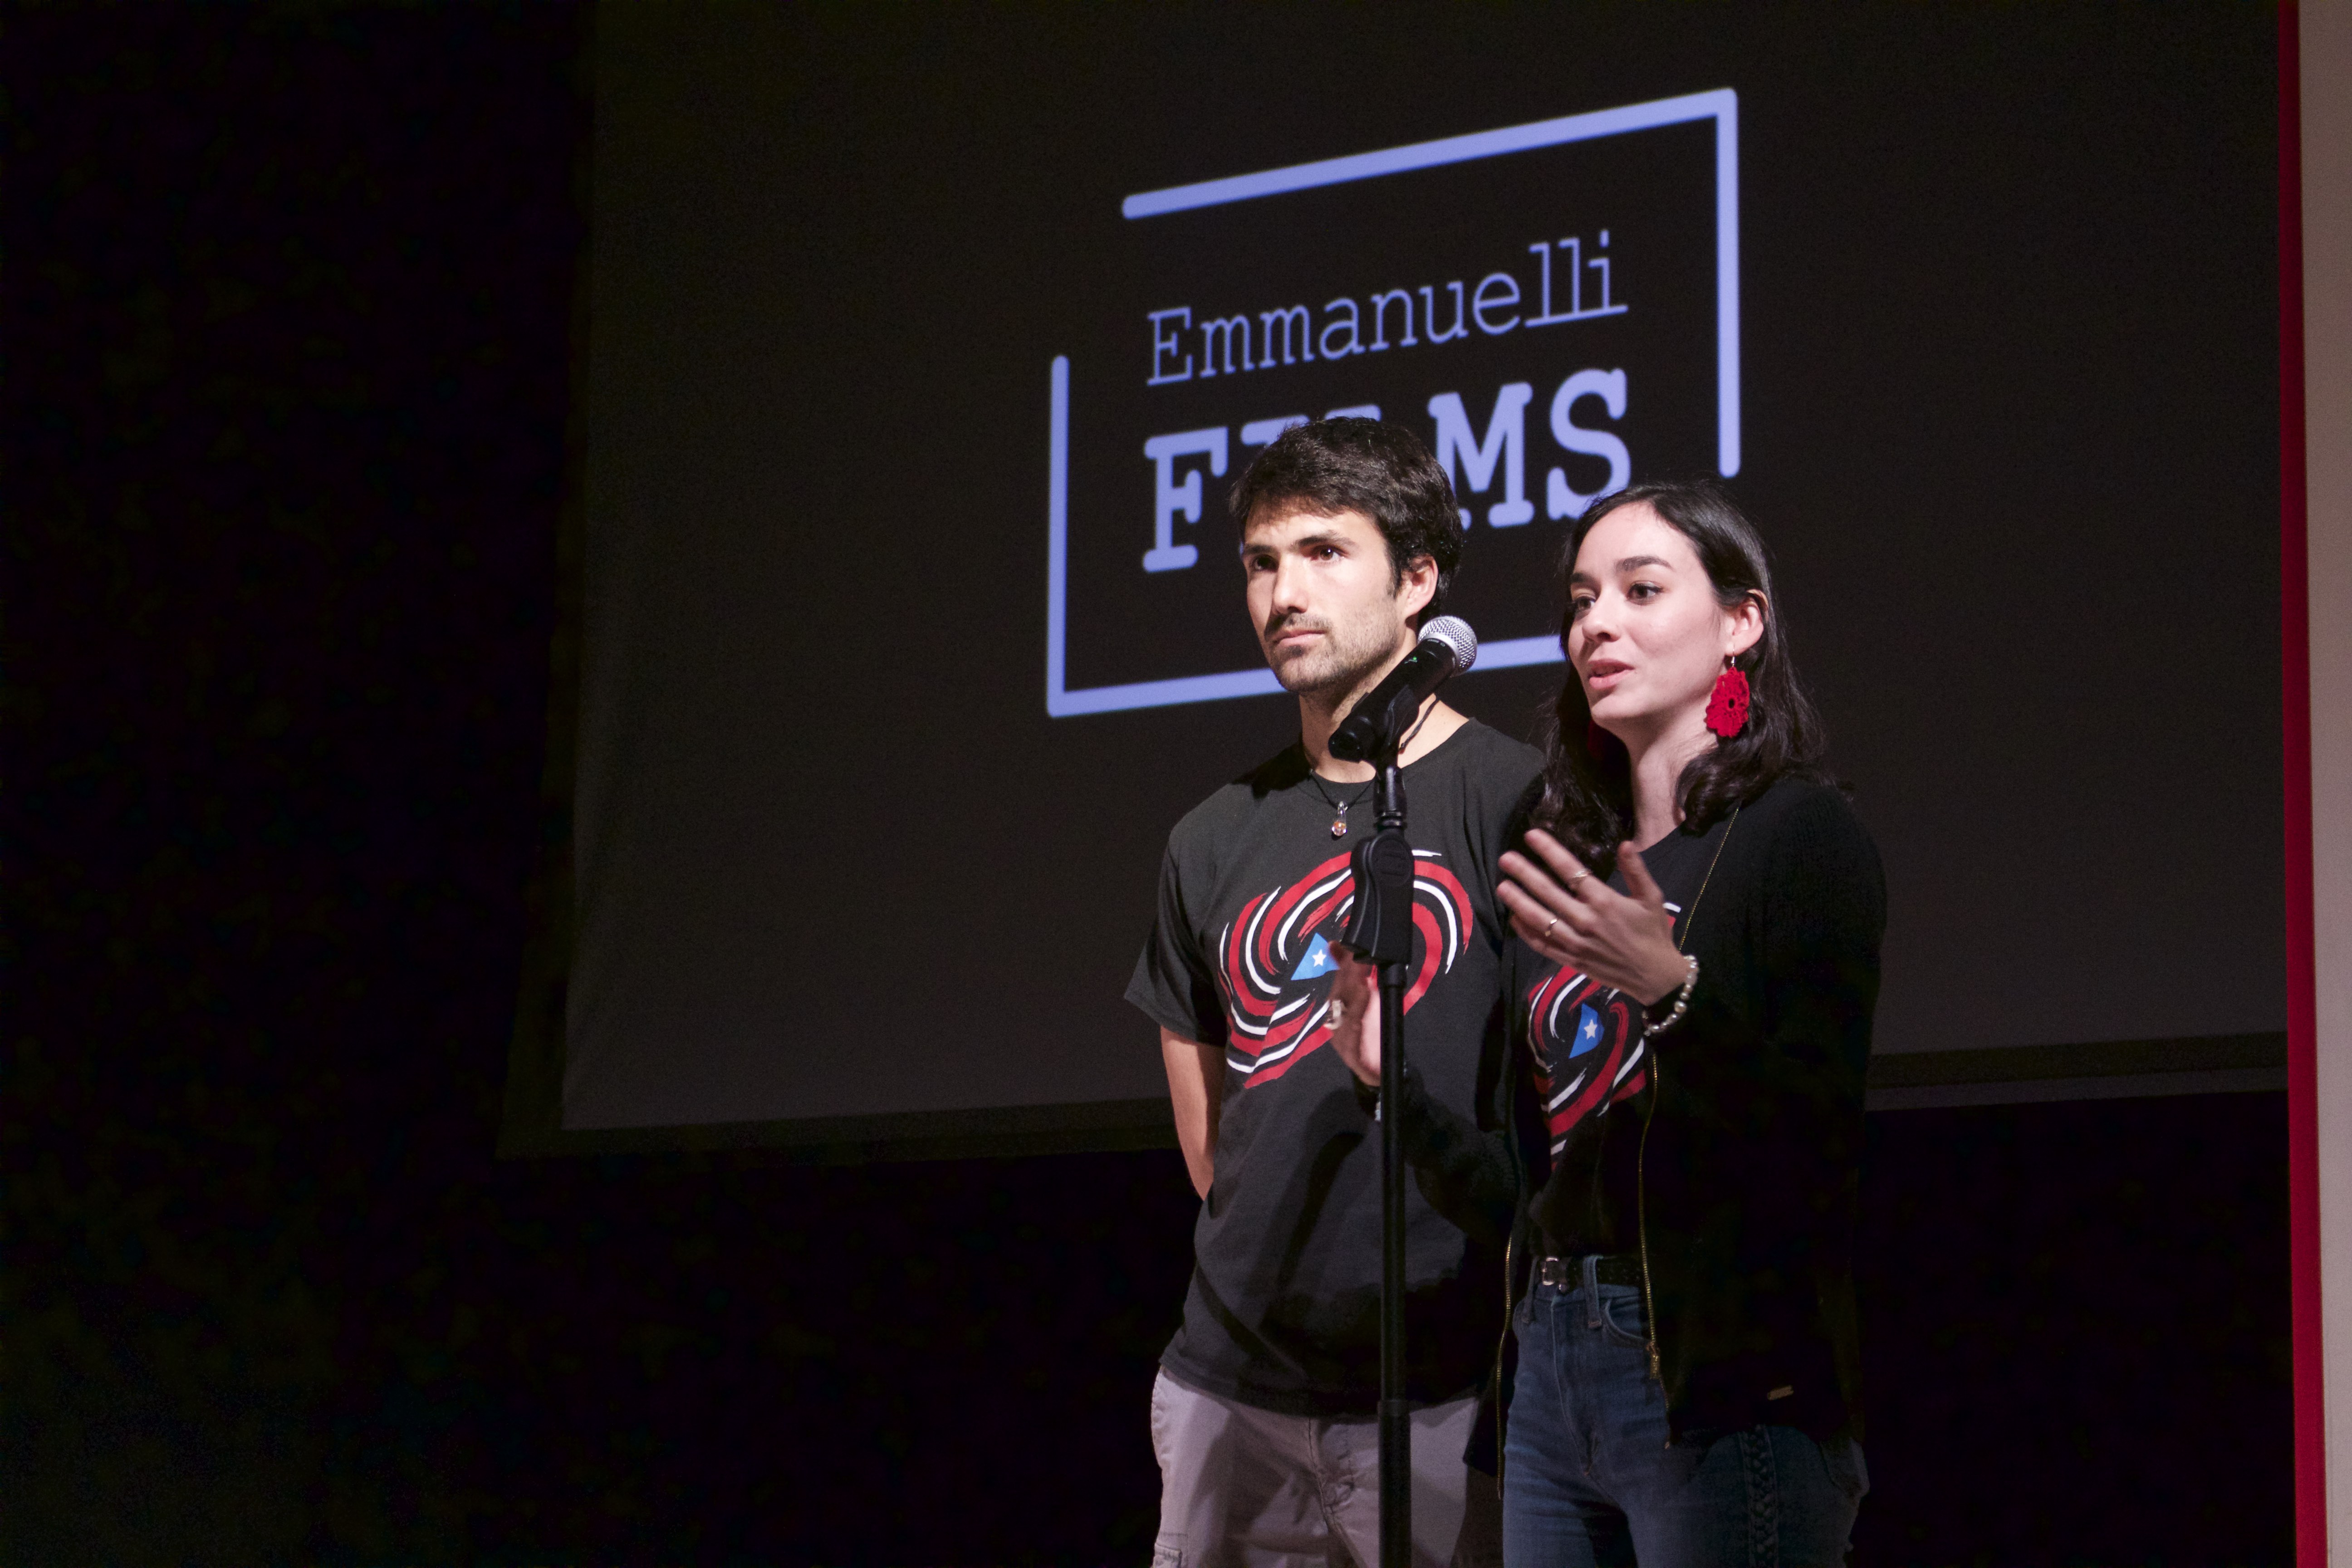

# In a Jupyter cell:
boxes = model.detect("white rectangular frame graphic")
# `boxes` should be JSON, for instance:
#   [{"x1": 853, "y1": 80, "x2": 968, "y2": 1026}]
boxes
[{"x1": 1047, "y1": 88, "x2": 1740, "y2": 717}]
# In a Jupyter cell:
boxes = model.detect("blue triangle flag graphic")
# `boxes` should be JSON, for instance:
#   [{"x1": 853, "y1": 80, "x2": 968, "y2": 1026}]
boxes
[
  {"x1": 1568, "y1": 1003, "x2": 1602, "y2": 1058},
  {"x1": 1291, "y1": 933, "x2": 1339, "y2": 981}
]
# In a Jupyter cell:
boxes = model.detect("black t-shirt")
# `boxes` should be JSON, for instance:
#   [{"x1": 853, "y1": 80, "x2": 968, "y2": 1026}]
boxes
[
  {"x1": 1516, "y1": 806, "x2": 1742, "y2": 1259},
  {"x1": 1127, "y1": 720, "x2": 1543, "y2": 1417}
]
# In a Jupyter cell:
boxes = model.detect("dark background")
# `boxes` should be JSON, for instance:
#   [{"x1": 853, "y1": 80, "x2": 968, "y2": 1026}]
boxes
[
  {"x1": 6, "y1": 6, "x2": 2290, "y2": 1566},
  {"x1": 569, "y1": 1, "x2": 2283, "y2": 1132}
]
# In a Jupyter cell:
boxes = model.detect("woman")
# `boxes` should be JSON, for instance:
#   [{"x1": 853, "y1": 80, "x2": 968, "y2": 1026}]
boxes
[{"x1": 1328, "y1": 480, "x2": 1884, "y2": 1565}]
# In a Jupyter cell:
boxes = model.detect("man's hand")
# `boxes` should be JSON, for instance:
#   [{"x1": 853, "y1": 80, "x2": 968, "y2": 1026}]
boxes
[
  {"x1": 1498, "y1": 830, "x2": 1690, "y2": 1005},
  {"x1": 1325, "y1": 945, "x2": 1382, "y2": 1088}
]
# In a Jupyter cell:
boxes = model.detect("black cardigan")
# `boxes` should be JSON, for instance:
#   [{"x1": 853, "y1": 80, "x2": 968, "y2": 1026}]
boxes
[{"x1": 1391, "y1": 776, "x2": 1886, "y2": 1449}]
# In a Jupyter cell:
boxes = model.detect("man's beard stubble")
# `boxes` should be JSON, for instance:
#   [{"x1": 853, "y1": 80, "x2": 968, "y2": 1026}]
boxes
[{"x1": 1263, "y1": 605, "x2": 1406, "y2": 709}]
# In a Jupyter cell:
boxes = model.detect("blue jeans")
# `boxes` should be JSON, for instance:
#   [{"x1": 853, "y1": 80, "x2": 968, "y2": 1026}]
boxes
[{"x1": 1502, "y1": 1266, "x2": 1867, "y2": 1567}]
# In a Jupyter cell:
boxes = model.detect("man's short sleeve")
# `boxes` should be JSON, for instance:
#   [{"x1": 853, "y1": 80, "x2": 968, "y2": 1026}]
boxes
[
  {"x1": 1125, "y1": 841, "x2": 1227, "y2": 1048},
  {"x1": 1495, "y1": 771, "x2": 1545, "y2": 877}
]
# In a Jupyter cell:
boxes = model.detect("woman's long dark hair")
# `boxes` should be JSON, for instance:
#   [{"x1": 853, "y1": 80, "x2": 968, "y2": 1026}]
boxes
[{"x1": 1534, "y1": 480, "x2": 1829, "y2": 873}]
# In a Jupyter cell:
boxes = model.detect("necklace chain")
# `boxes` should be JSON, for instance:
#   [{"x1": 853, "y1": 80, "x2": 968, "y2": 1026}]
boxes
[
  {"x1": 1305, "y1": 770, "x2": 1374, "y2": 839},
  {"x1": 1302, "y1": 694, "x2": 1434, "y2": 838}
]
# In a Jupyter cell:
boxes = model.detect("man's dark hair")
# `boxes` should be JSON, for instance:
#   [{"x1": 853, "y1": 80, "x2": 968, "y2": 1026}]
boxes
[
  {"x1": 1226, "y1": 417, "x2": 1464, "y2": 628},
  {"x1": 1535, "y1": 479, "x2": 1832, "y2": 874}
]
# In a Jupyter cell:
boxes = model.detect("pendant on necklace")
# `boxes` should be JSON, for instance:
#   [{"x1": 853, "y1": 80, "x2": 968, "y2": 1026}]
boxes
[{"x1": 1330, "y1": 813, "x2": 1350, "y2": 838}]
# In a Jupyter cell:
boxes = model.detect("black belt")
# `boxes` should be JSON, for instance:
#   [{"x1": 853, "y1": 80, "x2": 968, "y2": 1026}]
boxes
[{"x1": 1537, "y1": 1254, "x2": 1643, "y2": 1290}]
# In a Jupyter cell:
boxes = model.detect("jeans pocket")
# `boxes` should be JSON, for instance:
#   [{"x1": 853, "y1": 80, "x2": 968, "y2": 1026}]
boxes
[
  {"x1": 1147, "y1": 1369, "x2": 1177, "y2": 1476},
  {"x1": 1819, "y1": 1434, "x2": 1870, "y2": 1503},
  {"x1": 1597, "y1": 1289, "x2": 1648, "y2": 1349}
]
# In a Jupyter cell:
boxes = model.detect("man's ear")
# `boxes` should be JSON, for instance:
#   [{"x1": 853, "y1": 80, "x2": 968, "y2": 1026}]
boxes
[{"x1": 1398, "y1": 553, "x2": 1440, "y2": 622}]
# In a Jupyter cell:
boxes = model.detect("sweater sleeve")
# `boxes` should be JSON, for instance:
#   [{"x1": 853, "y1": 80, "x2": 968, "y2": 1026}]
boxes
[
  {"x1": 1668, "y1": 786, "x2": 1886, "y2": 1106},
  {"x1": 1386, "y1": 1063, "x2": 1522, "y2": 1246},
  {"x1": 1759, "y1": 789, "x2": 1886, "y2": 1096}
]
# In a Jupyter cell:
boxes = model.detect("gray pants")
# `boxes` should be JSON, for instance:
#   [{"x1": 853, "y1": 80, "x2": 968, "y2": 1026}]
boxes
[{"x1": 1149, "y1": 1368, "x2": 1504, "y2": 1568}]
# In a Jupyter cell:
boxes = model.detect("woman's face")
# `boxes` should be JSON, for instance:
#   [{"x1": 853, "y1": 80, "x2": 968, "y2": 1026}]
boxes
[{"x1": 1566, "y1": 502, "x2": 1760, "y2": 741}]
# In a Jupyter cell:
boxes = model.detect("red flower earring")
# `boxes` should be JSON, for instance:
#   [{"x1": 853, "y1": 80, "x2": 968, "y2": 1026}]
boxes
[{"x1": 1705, "y1": 657, "x2": 1751, "y2": 739}]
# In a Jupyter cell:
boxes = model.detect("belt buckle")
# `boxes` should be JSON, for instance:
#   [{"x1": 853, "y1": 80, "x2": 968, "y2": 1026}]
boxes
[{"x1": 1539, "y1": 1256, "x2": 1572, "y2": 1289}]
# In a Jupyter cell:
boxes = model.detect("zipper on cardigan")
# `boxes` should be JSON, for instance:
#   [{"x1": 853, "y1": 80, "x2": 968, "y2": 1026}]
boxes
[
  {"x1": 1636, "y1": 1058, "x2": 1665, "y2": 1393},
  {"x1": 1494, "y1": 1230, "x2": 1514, "y2": 1485},
  {"x1": 1631, "y1": 804, "x2": 1735, "y2": 1442}
]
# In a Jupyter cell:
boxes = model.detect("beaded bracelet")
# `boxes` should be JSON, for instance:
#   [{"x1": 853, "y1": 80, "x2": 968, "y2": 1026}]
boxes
[{"x1": 1641, "y1": 955, "x2": 1700, "y2": 1039}]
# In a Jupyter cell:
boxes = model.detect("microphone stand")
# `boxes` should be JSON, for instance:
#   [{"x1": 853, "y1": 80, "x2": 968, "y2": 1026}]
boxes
[
  {"x1": 1342, "y1": 739, "x2": 1416, "y2": 1568},
  {"x1": 1331, "y1": 619, "x2": 1474, "y2": 1568}
]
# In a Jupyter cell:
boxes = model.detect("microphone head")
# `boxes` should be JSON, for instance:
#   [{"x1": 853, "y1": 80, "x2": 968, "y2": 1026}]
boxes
[{"x1": 1418, "y1": 615, "x2": 1478, "y2": 673}]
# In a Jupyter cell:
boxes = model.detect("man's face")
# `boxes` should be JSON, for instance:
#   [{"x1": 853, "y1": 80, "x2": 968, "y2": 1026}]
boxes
[{"x1": 1240, "y1": 505, "x2": 1428, "y2": 701}]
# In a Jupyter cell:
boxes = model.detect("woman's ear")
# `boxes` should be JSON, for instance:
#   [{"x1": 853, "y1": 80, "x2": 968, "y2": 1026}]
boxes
[{"x1": 1726, "y1": 590, "x2": 1767, "y2": 660}]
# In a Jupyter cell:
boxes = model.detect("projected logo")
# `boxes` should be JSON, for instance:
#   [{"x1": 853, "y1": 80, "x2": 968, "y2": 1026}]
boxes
[
  {"x1": 1217, "y1": 849, "x2": 1471, "y2": 1088},
  {"x1": 1046, "y1": 90, "x2": 1740, "y2": 716}
]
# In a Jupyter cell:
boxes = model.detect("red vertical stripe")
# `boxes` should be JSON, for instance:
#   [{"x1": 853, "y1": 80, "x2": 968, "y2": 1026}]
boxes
[{"x1": 2279, "y1": 8, "x2": 2327, "y2": 1566}]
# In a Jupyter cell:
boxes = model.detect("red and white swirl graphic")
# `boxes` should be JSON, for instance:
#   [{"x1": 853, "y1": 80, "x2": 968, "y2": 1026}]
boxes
[
  {"x1": 1215, "y1": 849, "x2": 1473, "y2": 1087},
  {"x1": 1524, "y1": 966, "x2": 1646, "y2": 1157}
]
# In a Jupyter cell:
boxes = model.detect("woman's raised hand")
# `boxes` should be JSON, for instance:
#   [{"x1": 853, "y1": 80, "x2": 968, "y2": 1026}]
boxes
[
  {"x1": 1499, "y1": 830, "x2": 1691, "y2": 1006},
  {"x1": 1325, "y1": 943, "x2": 1382, "y2": 1088}
]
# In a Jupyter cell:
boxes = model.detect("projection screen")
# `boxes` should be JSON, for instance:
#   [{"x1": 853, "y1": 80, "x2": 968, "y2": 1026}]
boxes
[{"x1": 522, "y1": 4, "x2": 2282, "y2": 1148}]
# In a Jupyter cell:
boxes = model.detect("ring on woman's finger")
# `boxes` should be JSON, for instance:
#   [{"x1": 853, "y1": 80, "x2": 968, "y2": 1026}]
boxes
[
  {"x1": 1565, "y1": 871, "x2": 1591, "y2": 892},
  {"x1": 1543, "y1": 916, "x2": 1561, "y2": 942}
]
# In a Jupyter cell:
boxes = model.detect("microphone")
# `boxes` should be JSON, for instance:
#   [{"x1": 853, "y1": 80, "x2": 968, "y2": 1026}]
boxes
[{"x1": 1328, "y1": 616, "x2": 1478, "y2": 763}]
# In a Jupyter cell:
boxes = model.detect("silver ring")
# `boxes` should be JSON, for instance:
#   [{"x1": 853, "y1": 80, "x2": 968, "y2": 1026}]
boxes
[{"x1": 1543, "y1": 916, "x2": 1560, "y2": 942}]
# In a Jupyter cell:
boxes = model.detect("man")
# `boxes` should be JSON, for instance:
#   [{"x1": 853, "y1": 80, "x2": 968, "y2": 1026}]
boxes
[{"x1": 1127, "y1": 418, "x2": 1543, "y2": 1568}]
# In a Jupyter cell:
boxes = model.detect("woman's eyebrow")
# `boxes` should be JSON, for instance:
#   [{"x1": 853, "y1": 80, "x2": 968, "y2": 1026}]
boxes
[{"x1": 1568, "y1": 554, "x2": 1673, "y2": 587}]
